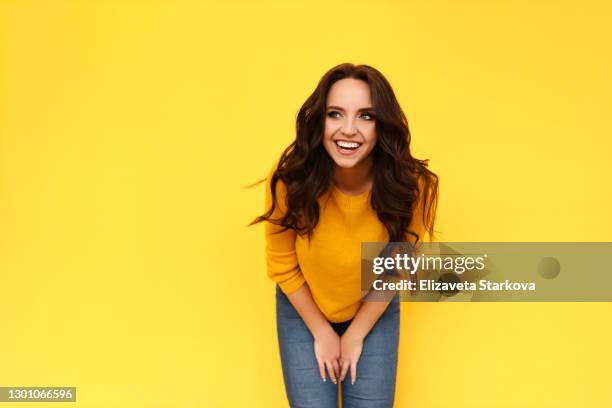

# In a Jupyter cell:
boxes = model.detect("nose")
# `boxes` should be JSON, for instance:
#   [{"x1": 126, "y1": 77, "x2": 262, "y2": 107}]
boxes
[{"x1": 341, "y1": 118, "x2": 358, "y2": 136}]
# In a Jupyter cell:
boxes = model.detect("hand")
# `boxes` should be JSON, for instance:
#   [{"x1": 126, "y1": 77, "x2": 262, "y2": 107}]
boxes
[
  {"x1": 339, "y1": 330, "x2": 364, "y2": 384},
  {"x1": 313, "y1": 327, "x2": 341, "y2": 384}
]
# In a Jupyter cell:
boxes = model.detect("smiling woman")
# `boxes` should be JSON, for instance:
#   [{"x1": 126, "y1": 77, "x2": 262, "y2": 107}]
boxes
[{"x1": 249, "y1": 62, "x2": 439, "y2": 408}]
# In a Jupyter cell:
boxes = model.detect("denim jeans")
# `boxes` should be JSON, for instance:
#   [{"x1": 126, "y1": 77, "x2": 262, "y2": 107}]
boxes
[{"x1": 275, "y1": 284, "x2": 400, "y2": 408}]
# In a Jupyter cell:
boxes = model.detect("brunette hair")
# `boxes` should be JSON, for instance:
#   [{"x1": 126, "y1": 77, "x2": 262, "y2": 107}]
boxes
[{"x1": 249, "y1": 62, "x2": 439, "y2": 243}]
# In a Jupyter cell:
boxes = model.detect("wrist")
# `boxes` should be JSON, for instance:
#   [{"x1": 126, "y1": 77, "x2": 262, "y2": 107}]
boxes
[
  {"x1": 312, "y1": 322, "x2": 335, "y2": 340},
  {"x1": 343, "y1": 325, "x2": 366, "y2": 341}
]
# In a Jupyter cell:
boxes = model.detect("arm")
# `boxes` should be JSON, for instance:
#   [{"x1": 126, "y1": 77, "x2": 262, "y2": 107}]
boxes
[
  {"x1": 345, "y1": 175, "x2": 429, "y2": 334},
  {"x1": 339, "y1": 175, "x2": 431, "y2": 384},
  {"x1": 343, "y1": 299, "x2": 393, "y2": 341},
  {"x1": 263, "y1": 163, "x2": 305, "y2": 293},
  {"x1": 286, "y1": 283, "x2": 342, "y2": 383},
  {"x1": 286, "y1": 282, "x2": 336, "y2": 340},
  {"x1": 264, "y1": 163, "x2": 324, "y2": 328},
  {"x1": 263, "y1": 163, "x2": 341, "y2": 383}
]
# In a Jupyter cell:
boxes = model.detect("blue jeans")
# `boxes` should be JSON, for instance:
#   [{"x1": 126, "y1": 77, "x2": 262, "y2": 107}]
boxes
[{"x1": 275, "y1": 284, "x2": 400, "y2": 408}]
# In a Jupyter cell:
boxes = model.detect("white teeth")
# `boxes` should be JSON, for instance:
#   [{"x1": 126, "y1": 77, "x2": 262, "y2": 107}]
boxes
[{"x1": 336, "y1": 140, "x2": 361, "y2": 149}]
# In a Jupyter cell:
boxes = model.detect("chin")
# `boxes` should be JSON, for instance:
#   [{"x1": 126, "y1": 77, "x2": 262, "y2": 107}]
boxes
[{"x1": 330, "y1": 156, "x2": 362, "y2": 169}]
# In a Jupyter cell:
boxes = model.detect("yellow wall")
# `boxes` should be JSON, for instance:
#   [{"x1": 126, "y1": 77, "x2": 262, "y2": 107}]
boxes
[{"x1": 1, "y1": 1, "x2": 610, "y2": 407}]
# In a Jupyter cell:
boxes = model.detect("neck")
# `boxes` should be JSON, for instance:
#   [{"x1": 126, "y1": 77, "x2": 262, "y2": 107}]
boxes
[{"x1": 332, "y1": 156, "x2": 374, "y2": 195}]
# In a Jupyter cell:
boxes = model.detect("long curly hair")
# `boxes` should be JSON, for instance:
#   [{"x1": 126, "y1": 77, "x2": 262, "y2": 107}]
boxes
[{"x1": 249, "y1": 62, "x2": 439, "y2": 244}]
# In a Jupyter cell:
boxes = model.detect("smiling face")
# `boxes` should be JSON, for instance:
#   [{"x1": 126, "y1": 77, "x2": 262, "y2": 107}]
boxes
[{"x1": 323, "y1": 78, "x2": 377, "y2": 170}]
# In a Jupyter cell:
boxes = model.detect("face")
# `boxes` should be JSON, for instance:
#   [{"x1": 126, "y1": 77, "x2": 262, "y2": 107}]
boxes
[{"x1": 323, "y1": 78, "x2": 377, "y2": 169}]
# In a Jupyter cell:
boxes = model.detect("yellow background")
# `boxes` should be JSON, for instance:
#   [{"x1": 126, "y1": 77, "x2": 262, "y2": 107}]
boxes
[{"x1": 1, "y1": 0, "x2": 611, "y2": 407}]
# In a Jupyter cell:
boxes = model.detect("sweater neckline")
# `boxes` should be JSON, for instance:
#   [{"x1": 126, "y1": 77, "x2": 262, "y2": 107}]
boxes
[{"x1": 330, "y1": 183, "x2": 372, "y2": 207}]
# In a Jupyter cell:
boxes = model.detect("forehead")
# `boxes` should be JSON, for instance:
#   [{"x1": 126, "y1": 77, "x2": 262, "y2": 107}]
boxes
[{"x1": 326, "y1": 78, "x2": 372, "y2": 107}]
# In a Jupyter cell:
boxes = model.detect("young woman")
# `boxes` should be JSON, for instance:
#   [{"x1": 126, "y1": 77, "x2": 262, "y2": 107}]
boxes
[{"x1": 251, "y1": 63, "x2": 438, "y2": 408}]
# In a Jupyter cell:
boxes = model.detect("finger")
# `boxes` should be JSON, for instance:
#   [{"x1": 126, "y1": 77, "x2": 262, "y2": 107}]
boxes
[
  {"x1": 331, "y1": 358, "x2": 340, "y2": 380},
  {"x1": 325, "y1": 360, "x2": 337, "y2": 384},
  {"x1": 351, "y1": 361, "x2": 357, "y2": 385},
  {"x1": 339, "y1": 359, "x2": 350, "y2": 382},
  {"x1": 317, "y1": 358, "x2": 326, "y2": 382}
]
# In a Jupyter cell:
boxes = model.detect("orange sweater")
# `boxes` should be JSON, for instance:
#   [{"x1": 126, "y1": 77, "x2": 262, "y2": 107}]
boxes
[{"x1": 264, "y1": 162, "x2": 428, "y2": 322}]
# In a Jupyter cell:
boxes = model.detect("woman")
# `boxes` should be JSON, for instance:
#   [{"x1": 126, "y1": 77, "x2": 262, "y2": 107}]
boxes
[{"x1": 250, "y1": 63, "x2": 438, "y2": 408}]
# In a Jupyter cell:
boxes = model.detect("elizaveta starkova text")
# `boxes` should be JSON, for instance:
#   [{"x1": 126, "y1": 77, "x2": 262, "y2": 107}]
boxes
[{"x1": 372, "y1": 279, "x2": 536, "y2": 291}]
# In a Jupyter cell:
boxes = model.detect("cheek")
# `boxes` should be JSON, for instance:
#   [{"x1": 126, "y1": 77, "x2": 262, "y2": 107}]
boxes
[
  {"x1": 365, "y1": 129, "x2": 377, "y2": 146},
  {"x1": 364, "y1": 137, "x2": 377, "y2": 154},
  {"x1": 365, "y1": 123, "x2": 376, "y2": 139},
  {"x1": 324, "y1": 120, "x2": 335, "y2": 137}
]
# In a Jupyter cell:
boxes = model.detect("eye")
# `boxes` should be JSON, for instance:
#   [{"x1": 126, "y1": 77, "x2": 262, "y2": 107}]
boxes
[
  {"x1": 326, "y1": 110, "x2": 375, "y2": 120},
  {"x1": 361, "y1": 112, "x2": 375, "y2": 121}
]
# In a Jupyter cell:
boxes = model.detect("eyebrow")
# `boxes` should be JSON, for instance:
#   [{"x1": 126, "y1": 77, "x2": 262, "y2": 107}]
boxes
[{"x1": 326, "y1": 105, "x2": 375, "y2": 112}]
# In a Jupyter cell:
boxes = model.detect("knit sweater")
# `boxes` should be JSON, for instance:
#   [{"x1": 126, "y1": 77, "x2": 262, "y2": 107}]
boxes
[{"x1": 264, "y1": 162, "x2": 428, "y2": 322}]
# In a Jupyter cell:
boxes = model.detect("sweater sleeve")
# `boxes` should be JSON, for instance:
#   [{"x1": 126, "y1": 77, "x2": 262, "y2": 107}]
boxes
[{"x1": 264, "y1": 163, "x2": 306, "y2": 294}]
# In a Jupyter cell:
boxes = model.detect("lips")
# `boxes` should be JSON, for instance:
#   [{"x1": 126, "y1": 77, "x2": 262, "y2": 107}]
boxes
[
  {"x1": 334, "y1": 139, "x2": 363, "y2": 156},
  {"x1": 334, "y1": 140, "x2": 362, "y2": 150}
]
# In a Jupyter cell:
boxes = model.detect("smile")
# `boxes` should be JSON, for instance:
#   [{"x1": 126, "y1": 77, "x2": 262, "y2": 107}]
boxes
[
  {"x1": 334, "y1": 140, "x2": 362, "y2": 150},
  {"x1": 334, "y1": 140, "x2": 363, "y2": 156}
]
